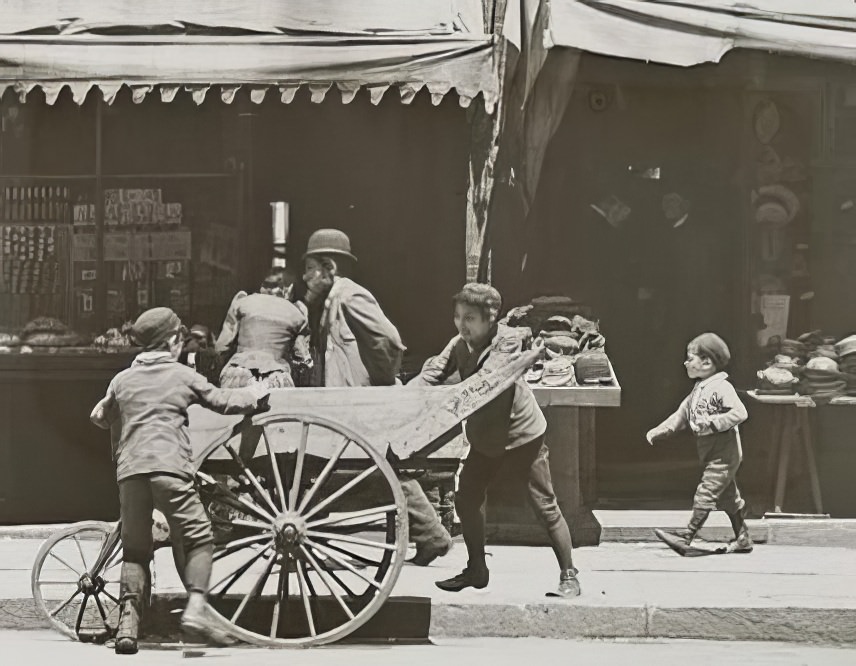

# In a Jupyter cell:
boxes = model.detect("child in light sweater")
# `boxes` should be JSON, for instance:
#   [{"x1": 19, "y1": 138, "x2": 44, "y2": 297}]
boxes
[{"x1": 647, "y1": 332, "x2": 753, "y2": 554}]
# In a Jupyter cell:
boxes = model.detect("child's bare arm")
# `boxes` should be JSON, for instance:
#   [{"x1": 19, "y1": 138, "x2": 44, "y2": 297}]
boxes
[{"x1": 90, "y1": 383, "x2": 117, "y2": 430}]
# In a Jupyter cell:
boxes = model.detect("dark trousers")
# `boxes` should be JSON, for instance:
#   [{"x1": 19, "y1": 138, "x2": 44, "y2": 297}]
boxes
[
  {"x1": 693, "y1": 430, "x2": 745, "y2": 514},
  {"x1": 455, "y1": 436, "x2": 574, "y2": 570},
  {"x1": 119, "y1": 473, "x2": 214, "y2": 601}
]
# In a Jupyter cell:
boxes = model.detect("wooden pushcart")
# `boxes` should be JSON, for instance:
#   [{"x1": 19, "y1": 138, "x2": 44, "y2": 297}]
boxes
[{"x1": 30, "y1": 347, "x2": 539, "y2": 647}]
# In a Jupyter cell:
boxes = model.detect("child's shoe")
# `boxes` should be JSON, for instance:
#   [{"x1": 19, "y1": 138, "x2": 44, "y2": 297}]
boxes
[
  {"x1": 546, "y1": 568, "x2": 580, "y2": 598},
  {"x1": 726, "y1": 531, "x2": 754, "y2": 553},
  {"x1": 180, "y1": 594, "x2": 238, "y2": 646},
  {"x1": 114, "y1": 604, "x2": 140, "y2": 655},
  {"x1": 435, "y1": 561, "x2": 489, "y2": 592}
]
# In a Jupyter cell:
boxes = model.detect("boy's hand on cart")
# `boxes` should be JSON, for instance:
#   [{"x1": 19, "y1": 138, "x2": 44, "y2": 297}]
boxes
[{"x1": 254, "y1": 393, "x2": 271, "y2": 414}]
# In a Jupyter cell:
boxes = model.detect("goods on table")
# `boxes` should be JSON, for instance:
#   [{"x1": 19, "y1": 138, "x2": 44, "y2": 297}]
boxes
[
  {"x1": 93, "y1": 321, "x2": 135, "y2": 349},
  {"x1": 500, "y1": 296, "x2": 613, "y2": 388},
  {"x1": 756, "y1": 329, "x2": 856, "y2": 400},
  {"x1": 20, "y1": 316, "x2": 82, "y2": 347}
]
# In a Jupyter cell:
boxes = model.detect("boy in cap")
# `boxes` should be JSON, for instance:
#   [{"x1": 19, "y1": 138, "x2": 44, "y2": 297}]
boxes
[
  {"x1": 647, "y1": 332, "x2": 753, "y2": 555},
  {"x1": 90, "y1": 307, "x2": 270, "y2": 654},
  {"x1": 410, "y1": 283, "x2": 580, "y2": 598}
]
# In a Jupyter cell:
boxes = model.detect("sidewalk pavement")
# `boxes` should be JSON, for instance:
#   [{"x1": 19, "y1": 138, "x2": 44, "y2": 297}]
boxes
[{"x1": 2, "y1": 533, "x2": 855, "y2": 645}]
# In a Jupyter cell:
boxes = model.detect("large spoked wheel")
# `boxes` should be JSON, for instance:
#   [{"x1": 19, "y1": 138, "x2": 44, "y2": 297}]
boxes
[
  {"x1": 31, "y1": 521, "x2": 123, "y2": 642},
  {"x1": 197, "y1": 411, "x2": 408, "y2": 647}
]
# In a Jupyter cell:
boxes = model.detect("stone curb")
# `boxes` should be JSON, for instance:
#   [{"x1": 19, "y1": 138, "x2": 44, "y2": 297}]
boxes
[{"x1": 3, "y1": 597, "x2": 854, "y2": 646}]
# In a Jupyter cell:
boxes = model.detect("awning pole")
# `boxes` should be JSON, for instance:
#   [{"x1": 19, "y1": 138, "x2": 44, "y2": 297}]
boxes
[{"x1": 94, "y1": 98, "x2": 105, "y2": 332}]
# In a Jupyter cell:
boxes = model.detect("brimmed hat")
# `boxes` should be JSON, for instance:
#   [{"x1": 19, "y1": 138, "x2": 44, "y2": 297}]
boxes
[
  {"x1": 835, "y1": 335, "x2": 856, "y2": 359},
  {"x1": 575, "y1": 350, "x2": 611, "y2": 383},
  {"x1": 303, "y1": 228, "x2": 357, "y2": 262},
  {"x1": 132, "y1": 307, "x2": 182, "y2": 351},
  {"x1": 753, "y1": 184, "x2": 800, "y2": 226}
]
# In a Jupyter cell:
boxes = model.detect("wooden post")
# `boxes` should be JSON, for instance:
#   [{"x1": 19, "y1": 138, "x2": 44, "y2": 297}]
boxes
[{"x1": 94, "y1": 100, "x2": 106, "y2": 332}]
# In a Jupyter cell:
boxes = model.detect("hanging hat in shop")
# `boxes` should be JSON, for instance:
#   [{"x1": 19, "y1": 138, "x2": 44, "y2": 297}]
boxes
[
  {"x1": 303, "y1": 228, "x2": 358, "y2": 262},
  {"x1": 131, "y1": 307, "x2": 182, "y2": 351},
  {"x1": 753, "y1": 184, "x2": 800, "y2": 226},
  {"x1": 590, "y1": 194, "x2": 631, "y2": 229},
  {"x1": 753, "y1": 98, "x2": 781, "y2": 145},
  {"x1": 835, "y1": 335, "x2": 856, "y2": 359},
  {"x1": 755, "y1": 145, "x2": 782, "y2": 185},
  {"x1": 662, "y1": 192, "x2": 691, "y2": 228}
]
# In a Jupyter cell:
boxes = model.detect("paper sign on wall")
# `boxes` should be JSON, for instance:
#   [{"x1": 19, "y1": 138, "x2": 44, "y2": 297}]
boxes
[{"x1": 757, "y1": 295, "x2": 790, "y2": 347}]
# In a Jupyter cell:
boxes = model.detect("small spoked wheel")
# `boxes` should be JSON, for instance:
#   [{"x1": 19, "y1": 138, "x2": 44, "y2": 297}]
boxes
[
  {"x1": 197, "y1": 411, "x2": 408, "y2": 647},
  {"x1": 31, "y1": 521, "x2": 124, "y2": 642}
]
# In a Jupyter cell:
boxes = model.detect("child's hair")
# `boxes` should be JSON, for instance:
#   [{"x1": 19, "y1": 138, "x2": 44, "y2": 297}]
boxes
[
  {"x1": 453, "y1": 282, "x2": 502, "y2": 323},
  {"x1": 688, "y1": 332, "x2": 731, "y2": 370}
]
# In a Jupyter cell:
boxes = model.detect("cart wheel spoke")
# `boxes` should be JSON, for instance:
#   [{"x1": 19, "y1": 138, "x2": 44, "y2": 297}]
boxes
[
  {"x1": 198, "y1": 471, "x2": 276, "y2": 523},
  {"x1": 230, "y1": 518, "x2": 272, "y2": 532},
  {"x1": 49, "y1": 589, "x2": 82, "y2": 618},
  {"x1": 288, "y1": 422, "x2": 310, "y2": 511},
  {"x1": 231, "y1": 553, "x2": 277, "y2": 624},
  {"x1": 296, "y1": 438, "x2": 351, "y2": 514},
  {"x1": 210, "y1": 544, "x2": 272, "y2": 597},
  {"x1": 72, "y1": 536, "x2": 89, "y2": 574},
  {"x1": 262, "y1": 429, "x2": 288, "y2": 512},
  {"x1": 306, "y1": 504, "x2": 396, "y2": 530},
  {"x1": 299, "y1": 545, "x2": 354, "y2": 620},
  {"x1": 213, "y1": 534, "x2": 272, "y2": 562},
  {"x1": 101, "y1": 588, "x2": 120, "y2": 605},
  {"x1": 223, "y1": 443, "x2": 280, "y2": 516},
  {"x1": 305, "y1": 530, "x2": 396, "y2": 552},
  {"x1": 49, "y1": 552, "x2": 82, "y2": 577},
  {"x1": 294, "y1": 560, "x2": 316, "y2": 637},
  {"x1": 304, "y1": 538, "x2": 382, "y2": 591},
  {"x1": 302, "y1": 465, "x2": 380, "y2": 521},
  {"x1": 92, "y1": 593, "x2": 109, "y2": 624},
  {"x1": 310, "y1": 540, "x2": 382, "y2": 568},
  {"x1": 270, "y1": 565, "x2": 287, "y2": 638},
  {"x1": 74, "y1": 594, "x2": 89, "y2": 635}
]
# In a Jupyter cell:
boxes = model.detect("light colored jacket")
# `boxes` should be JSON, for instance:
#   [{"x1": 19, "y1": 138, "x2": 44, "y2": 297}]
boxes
[
  {"x1": 656, "y1": 371, "x2": 748, "y2": 437},
  {"x1": 314, "y1": 277, "x2": 405, "y2": 387}
]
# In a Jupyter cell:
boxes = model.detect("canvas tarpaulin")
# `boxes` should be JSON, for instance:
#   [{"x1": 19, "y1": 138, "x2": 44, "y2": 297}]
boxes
[
  {"x1": 547, "y1": 1, "x2": 856, "y2": 68},
  {"x1": 0, "y1": 0, "x2": 499, "y2": 108}
]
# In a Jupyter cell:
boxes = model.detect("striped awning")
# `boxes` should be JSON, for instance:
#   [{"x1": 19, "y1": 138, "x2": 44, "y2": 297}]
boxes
[{"x1": 0, "y1": 0, "x2": 499, "y2": 110}]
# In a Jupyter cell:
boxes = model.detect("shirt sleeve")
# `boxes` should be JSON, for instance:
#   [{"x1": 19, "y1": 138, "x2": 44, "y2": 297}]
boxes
[
  {"x1": 407, "y1": 336, "x2": 459, "y2": 387},
  {"x1": 214, "y1": 291, "x2": 247, "y2": 353},
  {"x1": 707, "y1": 381, "x2": 749, "y2": 433},
  {"x1": 190, "y1": 371, "x2": 268, "y2": 414},
  {"x1": 341, "y1": 292, "x2": 405, "y2": 386},
  {"x1": 90, "y1": 380, "x2": 118, "y2": 430},
  {"x1": 657, "y1": 394, "x2": 692, "y2": 434}
]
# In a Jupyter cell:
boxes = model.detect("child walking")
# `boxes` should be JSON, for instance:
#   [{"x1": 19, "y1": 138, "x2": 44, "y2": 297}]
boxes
[
  {"x1": 647, "y1": 332, "x2": 753, "y2": 555},
  {"x1": 91, "y1": 307, "x2": 270, "y2": 654},
  {"x1": 410, "y1": 283, "x2": 580, "y2": 598}
]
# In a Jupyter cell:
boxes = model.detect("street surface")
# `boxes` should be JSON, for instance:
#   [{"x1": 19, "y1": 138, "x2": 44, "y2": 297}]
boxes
[{"x1": 1, "y1": 632, "x2": 854, "y2": 665}]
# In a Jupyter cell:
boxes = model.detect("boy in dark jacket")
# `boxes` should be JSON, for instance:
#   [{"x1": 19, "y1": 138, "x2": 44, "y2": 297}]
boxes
[
  {"x1": 410, "y1": 283, "x2": 580, "y2": 597},
  {"x1": 91, "y1": 307, "x2": 269, "y2": 654}
]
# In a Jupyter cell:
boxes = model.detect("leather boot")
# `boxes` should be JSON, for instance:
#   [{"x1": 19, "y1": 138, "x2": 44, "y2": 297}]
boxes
[
  {"x1": 181, "y1": 592, "x2": 238, "y2": 646},
  {"x1": 400, "y1": 477, "x2": 453, "y2": 566},
  {"x1": 726, "y1": 506, "x2": 754, "y2": 553},
  {"x1": 115, "y1": 562, "x2": 146, "y2": 655},
  {"x1": 435, "y1": 559, "x2": 489, "y2": 592},
  {"x1": 546, "y1": 568, "x2": 581, "y2": 598},
  {"x1": 676, "y1": 508, "x2": 710, "y2": 545}
]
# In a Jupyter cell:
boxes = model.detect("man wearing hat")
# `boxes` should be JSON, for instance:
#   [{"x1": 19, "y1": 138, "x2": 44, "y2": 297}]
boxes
[{"x1": 301, "y1": 228, "x2": 453, "y2": 565}]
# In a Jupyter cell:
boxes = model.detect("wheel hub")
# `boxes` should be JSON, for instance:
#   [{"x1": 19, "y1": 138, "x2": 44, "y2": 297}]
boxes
[
  {"x1": 78, "y1": 573, "x2": 103, "y2": 595},
  {"x1": 272, "y1": 512, "x2": 307, "y2": 552}
]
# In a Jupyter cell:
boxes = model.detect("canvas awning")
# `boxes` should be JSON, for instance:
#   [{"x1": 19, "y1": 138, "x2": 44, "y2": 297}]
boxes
[
  {"x1": 0, "y1": 0, "x2": 499, "y2": 110},
  {"x1": 546, "y1": 1, "x2": 856, "y2": 68}
]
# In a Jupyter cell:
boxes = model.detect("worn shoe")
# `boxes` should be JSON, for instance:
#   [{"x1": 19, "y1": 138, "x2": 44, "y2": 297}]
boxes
[
  {"x1": 181, "y1": 599, "x2": 238, "y2": 647},
  {"x1": 435, "y1": 563, "x2": 489, "y2": 592},
  {"x1": 725, "y1": 532, "x2": 754, "y2": 554},
  {"x1": 546, "y1": 568, "x2": 581, "y2": 598},
  {"x1": 114, "y1": 604, "x2": 140, "y2": 655},
  {"x1": 408, "y1": 537, "x2": 453, "y2": 567}
]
